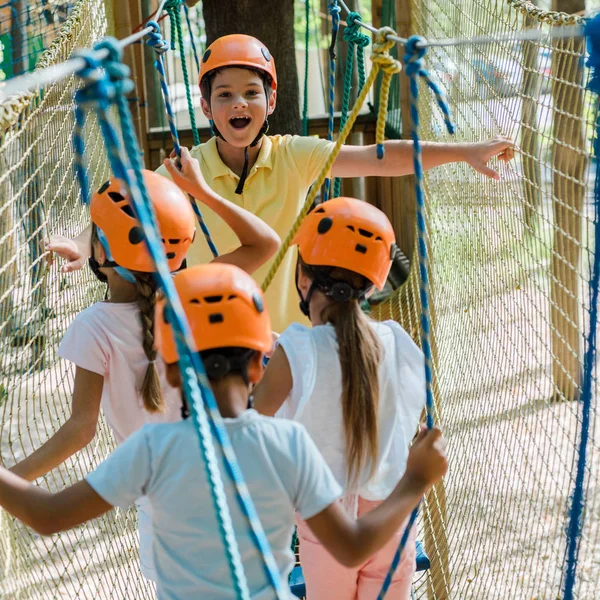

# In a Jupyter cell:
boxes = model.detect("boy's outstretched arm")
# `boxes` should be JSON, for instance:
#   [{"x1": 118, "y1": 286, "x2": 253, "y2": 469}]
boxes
[
  {"x1": 305, "y1": 427, "x2": 448, "y2": 568},
  {"x1": 163, "y1": 148, "x2": 281, "y2": 275},
  {"x1": 0, "y1": 468, "x2": 112, "y2": 535},
  {"x1": 331, "y1": 136, "x2": 515, "y2": 181}
]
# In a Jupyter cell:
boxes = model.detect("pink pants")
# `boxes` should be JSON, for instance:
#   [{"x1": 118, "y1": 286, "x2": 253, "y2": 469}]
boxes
[{"x1": 296, "y1": 497, "x2": 416, "y2": 600}]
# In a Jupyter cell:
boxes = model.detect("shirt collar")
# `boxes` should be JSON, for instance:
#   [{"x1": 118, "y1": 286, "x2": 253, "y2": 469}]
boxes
[{"x1": 203, "y1": 136, "x2": 274, "y2": 180}]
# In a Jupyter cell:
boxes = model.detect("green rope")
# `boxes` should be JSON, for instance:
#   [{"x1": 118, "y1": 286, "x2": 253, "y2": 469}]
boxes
[
  {"x1": 333, "y1": 11, "x2": 370, "y2": 198},
  {"x1": 302, "y1": 0, "x2": 310, "y2": 136},
  {"x1": 166, "y1": 0, "x2": 200, "y2": 146}
]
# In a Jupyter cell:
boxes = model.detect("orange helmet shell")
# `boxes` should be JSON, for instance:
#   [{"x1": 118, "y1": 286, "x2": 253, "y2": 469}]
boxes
[
  {"x1": 90, "y1": 170, "x2": 195, "y2": 273},
  {"x1": 155, "y1": 264, "x2": 273, "y2": 365},
  {"x1": 292, "y1": 197, "x2": 396, "y2": 290},
  {"x1": 199, "y1": 34, "x2": 278, "y2": 92}
]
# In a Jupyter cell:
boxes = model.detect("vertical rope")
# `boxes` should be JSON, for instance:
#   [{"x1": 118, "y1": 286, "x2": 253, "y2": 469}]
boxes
[
  {"x1": 562, "y1": 16, "x2": 600, "y2": 599},
  {"x1": 166, "y1": 0, "x2": 199, "y2": 147},
  {"x1": 323, "y1": 0, "x2": 340, "y2": 203},
  {"x1": 377, "y1": 35, "x2": 455, "y2": 599},
  {"x1": 333, "y1": 11, "x2": 369, "y2": 198},
  {"x1": 145, "y1": 21, "x2": 218, "y2": 258},
  {"x1": 302, "y1": 0, "x2": 310, "y2": 137},
  {"x1": 183, "y1": 0, "x2": 200, "y2": 74}
]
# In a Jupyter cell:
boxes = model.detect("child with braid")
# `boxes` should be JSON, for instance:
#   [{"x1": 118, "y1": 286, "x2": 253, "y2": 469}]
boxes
[{"x1": 10, "y1": 164, "x2": 280, "y2": 581}]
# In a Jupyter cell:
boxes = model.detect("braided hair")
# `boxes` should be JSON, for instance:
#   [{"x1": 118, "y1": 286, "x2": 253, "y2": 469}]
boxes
[{"x1": 134, "y1": 272, "x2": 164, "y2": 413}]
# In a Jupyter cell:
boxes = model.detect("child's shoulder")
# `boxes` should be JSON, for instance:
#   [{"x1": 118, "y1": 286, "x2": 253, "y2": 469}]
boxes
[
  {"x1": 268, "y1": 133, "x2": 330, "y2": 151},
  {"x1": 374, "y1": 319, "x2": 424, "y2": 364},
  {"x1": 243, "y1": 409, "x2": 309, "y2": 444},
  {"x1": 72, "y1": 301, "x2": 137, "y2": 326}
]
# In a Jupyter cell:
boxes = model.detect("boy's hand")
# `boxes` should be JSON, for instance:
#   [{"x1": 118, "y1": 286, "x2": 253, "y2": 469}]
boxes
[
  {"x1": 46, "y1": 235, "x2": 86, "y2": 273},
  {"x1": 163, "y1": 147, "x2": 210, "y2": 199},
  {"x1": 404, "y1": 427, "x2": 448, "y2": 490},
  {"x1": 462, "y1": 136, "x2": 516, "y2": 180}
]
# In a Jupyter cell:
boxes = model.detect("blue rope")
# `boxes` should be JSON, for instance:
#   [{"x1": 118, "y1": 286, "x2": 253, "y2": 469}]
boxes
[
  {"x1": 72, "y1": 38, "x2": 286, "y2": 600},
  {"x1": 323, "y1": 0, "x2": 340, "y2": 203},
  {"x1": 145, "y1": 21, "x2": 219, "y2": 259},
  {"x1": 377, "y1": 35, "x2": 455, "y2": 600},
  {"x1": 562, "y1": 16, "x2": 600, "y2": 600}
]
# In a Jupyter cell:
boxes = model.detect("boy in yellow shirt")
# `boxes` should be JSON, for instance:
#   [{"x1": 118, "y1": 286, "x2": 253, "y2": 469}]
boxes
[{"x1": 50, "y1": 34, "x2": 514, "y2": 333}]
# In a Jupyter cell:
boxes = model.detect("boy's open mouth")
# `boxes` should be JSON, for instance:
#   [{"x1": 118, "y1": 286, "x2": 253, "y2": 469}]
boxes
[{"x1": 229, "y1": 116, "x2": 252, "y2": 130}]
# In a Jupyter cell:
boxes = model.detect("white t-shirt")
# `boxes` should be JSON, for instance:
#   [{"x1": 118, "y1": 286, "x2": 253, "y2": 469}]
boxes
[
  {"x1": 86, "y1": 410, "x2": 343, "y2": 600},
  {"x1": 58, "y1": 301, "x2": 182, "y2": 578},
  {"x1": 276, "y1": 320, "x2": 425, "y2": 501}
]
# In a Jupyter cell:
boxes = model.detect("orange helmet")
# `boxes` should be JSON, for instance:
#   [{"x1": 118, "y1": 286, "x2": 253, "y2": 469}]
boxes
[
  {"x1": 199, "y1": 34, "x2": 278, "y2": 92},
  {"x1": 292, "y1": 197, "x2": 396, "y2": 290},
  {"x1": 90, "y1": 170, "x2": 195, "y2": 273},
  {"x1": 155, "y1": 263, "x2": 272, "y2": 365}
]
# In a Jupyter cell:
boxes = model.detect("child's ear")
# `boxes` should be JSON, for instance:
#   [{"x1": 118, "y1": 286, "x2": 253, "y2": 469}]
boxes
[
  {"x1": 267, "y1": 90, "x2": 277, "y2": 116},
  {"x1": 166, "y1": 363, "x2": 182, "y2": 388},
  {"x1": 247, "y1": 352, "x2": 265, "y2": 385},
  {"x1": 200, "y1": 97, "x2": 212, "y2": 120},
  {"x1": 93, "y1": 240, "x2": 107, "y2": 265}
]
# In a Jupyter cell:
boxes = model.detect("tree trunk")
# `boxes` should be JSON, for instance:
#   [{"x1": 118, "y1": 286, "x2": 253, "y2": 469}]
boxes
[
  {"x1": 550, "y1": 0, "x2": 586, "y2": 401},
  {"x1": 202, "y1": 0, "x2": 301, "y2": 135},
  {"x1": 520, "y1": 2, "x2": 542, "y2": 234}
]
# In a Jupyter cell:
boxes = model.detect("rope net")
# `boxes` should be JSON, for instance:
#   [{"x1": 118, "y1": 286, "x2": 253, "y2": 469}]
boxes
[
  {"x1": 0, "y1": 0, "x2": 598, "y2": 599},
  {"x1": 373, "y1": 1, "x2": 598, "y2": 598},
  {"x1": 0, "y1": 0, "x2": 153, "y2": 597}
]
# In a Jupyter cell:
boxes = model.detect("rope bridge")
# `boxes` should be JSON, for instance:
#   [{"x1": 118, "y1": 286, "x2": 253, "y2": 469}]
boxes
[{"x1": 0, "y1": 0, "x2": 597, "y2": 599}]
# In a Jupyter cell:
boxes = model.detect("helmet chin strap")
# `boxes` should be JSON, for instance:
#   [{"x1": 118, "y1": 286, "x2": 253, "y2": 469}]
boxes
[{"x1": 95, "y1": 227, "x2": 137, "y2": 284}]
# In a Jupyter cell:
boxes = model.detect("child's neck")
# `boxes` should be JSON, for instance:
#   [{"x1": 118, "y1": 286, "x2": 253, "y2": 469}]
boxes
[
  {"x1": 216, "y1": 137, "x2": 262, "y2": 177},
  {"x1": 210, "y1": 377, "x2": 251, "y2": 418},
  {"x1": 106, "y1": 273, "x2": 138, "y2": 303}
]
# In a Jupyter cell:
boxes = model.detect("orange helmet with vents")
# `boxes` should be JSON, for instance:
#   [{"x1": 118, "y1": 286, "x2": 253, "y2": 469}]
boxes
[
  {"x1": 292, "y1": 197, "x2": 396, "y2": 290},
  {"x1": 199, "y1": 34, "x2": 278, "y2": 92},
  {"x1": 155, "y1": 263, "x2": 272, "y2": 365},
  {"x1": 90, "y1": 170, "x2": 195, "y2": 273}
]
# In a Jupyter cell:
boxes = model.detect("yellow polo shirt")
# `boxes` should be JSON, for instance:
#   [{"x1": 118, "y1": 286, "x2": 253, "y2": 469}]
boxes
[{"x1": 155, "y1": 134, "x2": 334, "y2": 332}]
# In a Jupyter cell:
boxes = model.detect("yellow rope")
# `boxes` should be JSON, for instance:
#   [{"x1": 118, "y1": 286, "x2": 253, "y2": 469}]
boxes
[
  {"x1": 373, "y1": 27, "x2": 402, "y2": 148},
  {"x1": 260, "y1": 27, "x2": 402, "y2": 292}
]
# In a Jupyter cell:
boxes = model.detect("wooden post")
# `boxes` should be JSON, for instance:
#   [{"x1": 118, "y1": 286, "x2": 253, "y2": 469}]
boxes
[
  {"x1": 520, "y1": 2, "x2": 542, "y2": 234},
  {"x1": 550, "y1": 0, "x2": 586, "y2": 401},
  {"x1": 113, "y1": 0, "x2": 149, "y2": 164},
  {"x1": 129, "y1": 0, "x2": 150, "y2": 164}
]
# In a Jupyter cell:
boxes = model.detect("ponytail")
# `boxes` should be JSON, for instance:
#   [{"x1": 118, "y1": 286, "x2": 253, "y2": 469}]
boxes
[
  {"x1": 134, "y1": 273, "x2": 164, "y2": 413},
  {"x1": 315, "y1": 267, "x2": 382, "y2": 488}
]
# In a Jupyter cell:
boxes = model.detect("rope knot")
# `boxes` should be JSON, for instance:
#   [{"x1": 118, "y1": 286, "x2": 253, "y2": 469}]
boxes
[
  {"x1": 95, "y1": 37, "x2": 123, "y2": 64},
  {"x1": 146, "y1": 20, "x2": 169, "y2": 54},
  {"x1": 344, "y1": 12, "x2": 370, "y2": 48},
  {"x1": 403, "y1": 35, "x2": 426, "y2": 77},
  {"x1": 371, "y1": 27, "x2": 402, "y2": 75},
  {"x1": 329, "y1": 1, "x2": 341, "y2": 17}
]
